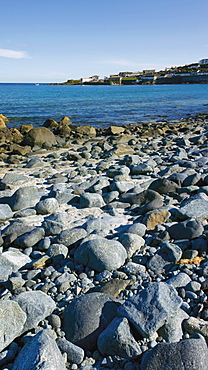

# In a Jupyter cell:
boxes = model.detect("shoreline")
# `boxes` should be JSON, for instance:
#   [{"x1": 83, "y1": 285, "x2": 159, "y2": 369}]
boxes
[{"x1": 0, "y1": 112, "x2": 208, "y2": 368}]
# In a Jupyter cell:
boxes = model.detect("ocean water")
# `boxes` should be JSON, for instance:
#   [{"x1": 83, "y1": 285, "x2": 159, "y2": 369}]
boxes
[{"x1": 0, "y1": 83, "x2": 208, "y2": 128}]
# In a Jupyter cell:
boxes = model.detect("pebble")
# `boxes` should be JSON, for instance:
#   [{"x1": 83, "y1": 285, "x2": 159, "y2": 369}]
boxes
[{"x1": 0, "y1": 116, "x2": 208, "y2": 368}]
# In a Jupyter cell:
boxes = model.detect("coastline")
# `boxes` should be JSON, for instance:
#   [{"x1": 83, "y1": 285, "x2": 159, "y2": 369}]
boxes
[{"x1": 0, "y1": 113, "x2": 208, "y2": 368}]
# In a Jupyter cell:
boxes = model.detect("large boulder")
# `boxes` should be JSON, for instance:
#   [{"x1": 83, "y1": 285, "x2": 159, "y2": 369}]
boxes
[
  {"x1": 24, "y1": 127, "x2": 57, "y2": 147},
  {"x1": 9, "y1": 185, "x2": 41, "y2": 211},
  {"x1": 13, "y1": 291, "x2": 56, "y2": 334},
  {"x1": 118, "y1": 282, "x2": 182, "y2": 338},
  {"x1": 63, "y1": 292, "x2": 120, "y2": 351},
  {"x1": 140, "y1": 335, "x2": 208, "y2": 370},
  {"x1": 0, "y1": 300, "x2": 26, "y2": 352},
  {"x1": 97, "y1": 317, "x2": 142, "y2": 359},
  {"x1": 12, "y1": 329, "x2": 66, "y2": 370},
  {"x1": 74, "y1": 236, "x2": 127, "y2": 272}
]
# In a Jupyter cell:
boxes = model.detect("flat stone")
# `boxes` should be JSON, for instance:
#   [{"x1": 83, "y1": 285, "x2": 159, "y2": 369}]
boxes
[
  {"x1": 63, "y1": 292, "x2": 119, "y2": 351},
  {"x1": 0, "y1": 173, "x2": 30, "y2": 189},
  {"x1": 118, "y1": 282, "x2": 182, "y2": 338},
  {"x1": 183, "y1": 317, "x2": 208, "y2": 342},
  {"x1": 175, "y1": 193, "x2": 208, "y2": 220},
  {"x1": 13, "y1": 291, "x2": 56, "y2": 334},
  {"x1": 97, "y1": 317, "x2": 142, "y2": 359},
  {"x1": 140, "y1": 335, "x2": 208, "y2": 370},
  {"x1": 0, "y1": 300, "x2": 26, "y2": 352},
  {"x1": 0, "y1": 249, "x2": 31, "y2": 272},
  {"x1": 12, "y1": 329, "x2": 66, "y2": 370},
  {"x1": 74, "y1": 236, "x2": 127, "y2": 272},
  {"x1": 166, "y1": 272, "x2": 191, "y2": 288}
]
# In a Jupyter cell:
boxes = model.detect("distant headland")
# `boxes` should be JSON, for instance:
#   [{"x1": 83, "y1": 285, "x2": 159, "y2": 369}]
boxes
[{"x1": 51, "y1": 59, "x2": 208, "y2": 86}]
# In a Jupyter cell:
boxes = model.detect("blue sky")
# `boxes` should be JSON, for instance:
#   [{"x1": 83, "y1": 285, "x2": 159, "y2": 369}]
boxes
[{"x1": 1, "y1": 0, "x2": 208, "y2": 82}]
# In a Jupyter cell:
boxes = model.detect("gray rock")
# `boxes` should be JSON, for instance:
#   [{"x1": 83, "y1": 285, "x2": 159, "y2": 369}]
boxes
[
  {"x1": 118, "y1": 233, "x2": 145, "y2": 258},
  {"x1": 97, "y1": 317, "x2": 142, "y2": 359},
  {"x1": 36, "y1": 197, "x2": 59, "y2": 215},
  {"x1": 0, "y1": 300, "x2": 26, "y2": 352},
  {"x1": 0, "y1": 342, "x2": 18, "y2": 368},
  {"x1": 12, "y1": 329, "x2": 66, "y2": 370},
  {"x1": 131, "y1": 163, "x2": 154, "y2": 174},
  {"x1": 127, "y1": 222, "x2": 147, "y2": 237},
  {"x1": 9, "y1": 186, "x2": 41, "y2": 211},
  {"x1": 140, "y1": 335, "x2": 208, "y2": 370},
  {"x1": 56, "y1": 337, "x2": 85, "y2": 364},
  {"x1": 80, "y1": 192, "x2": 105, "y2": 208},
  {"x1": 74, "y1": 237, "x2": 127, "y2": 272},
  {"x1": 0, "y1": 172, "x2": 30, "y2": 189},
  {"x1": 55, "y1": 227, "x2": 87, "y2": 248},
  {"x1": 25, "y1": 157, "x2": 46, "y2": 168},
  {"x1": 183, "y1": 317, "x2": 208, "y2": 342},
  {"x1": 0, "y1": 265, "x2": 13, "y2": 281},
  {"x1": 63, "y1": 292, "x2": 119, "y2": 351},
  {"x1": 110, "y1": 181, "x2": 134, "y2": 193},
  {"x1": 42, "y1": 212, "x2": 66, "y2": 235},
  {"x1": 147, "y1": 242, "x2": 182, "y2": 274},
  {"x1": 166, "y1": 272, "x2": 191, "y2": 288},
  {"x1": 0, "y1": 204, "x2": 13, "y2": 222},
  {"x1": 0, "y1": 248, "x2": 31, "y2": 272},
  {"x1": 102, "y1": 191, "x2": 119, "y2": 204},
  {"x1": 158, "y1": 308, "x2": 189, "y2": 343},
  {"x1": 168, "y1": 219, "x2": 204, "y2": 240},
  {"x1": 47, "y1": 243, "x2": 68, "y2": 258},
  {"x1": 120, "y1": 189, "x2": 163, "y2": 206},
  {"x1": 118, "y1": 282, "x2": 182, "y2": 337},
  {"x1": 14, "y1": 227, "x2": 45, "y2": 248},
  {"x1": 1, "y1": 220, "x2": 34, "y2": 239},
  {"x1": 124, "y1": 262, "x2": 146, "y2": 275},
  {"x1": 148, "y1": 178, "x2": 179, "y2": 195},
  {"x1": 13, "y1": 291, "x2": 56, "y2": 333},
  {"x1": 175, "y1": 193, "x2": 208, "y2": 220},
  {"x1": 50, "y1": 189, "x2": 79, "y2": 204}
]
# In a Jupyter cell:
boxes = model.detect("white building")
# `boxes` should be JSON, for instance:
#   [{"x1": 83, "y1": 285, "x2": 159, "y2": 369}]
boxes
[{"x1": 199, "y1": 59, "x2": 208, "y2": 65}]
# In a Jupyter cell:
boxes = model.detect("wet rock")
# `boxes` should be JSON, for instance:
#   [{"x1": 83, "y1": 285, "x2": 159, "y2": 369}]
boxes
[
  {"x1": 97, "y1": 317, "x2": 142, "y2": 359},
  {"x1": 0, "y1": 300, "x2": 26, "y2": 352},
  {"x1": 140, "y1": 335, "x2": 208, "y2": 370},
  {"x1": 74, "y1": 236, "x2": 127, "y2": 272},
  {"x1": 12, "y1": 329, "x2": 66, "y2": 370},
  {"x1": 118, "y1": 282, "x2": 182, "y2": 337},
  {"x1": 63, "y1": 292, "x2": 119, "y2": 351}
]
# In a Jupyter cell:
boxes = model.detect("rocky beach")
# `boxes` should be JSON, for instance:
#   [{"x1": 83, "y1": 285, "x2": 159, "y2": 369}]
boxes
[{"x1": 0, "y1": 112, "x2": 208, "y2": 369}]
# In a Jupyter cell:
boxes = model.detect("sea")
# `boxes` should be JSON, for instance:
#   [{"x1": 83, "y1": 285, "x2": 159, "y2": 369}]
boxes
[{"x1": 0, "y1": 83, "x2": 208, "y2": 129}]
